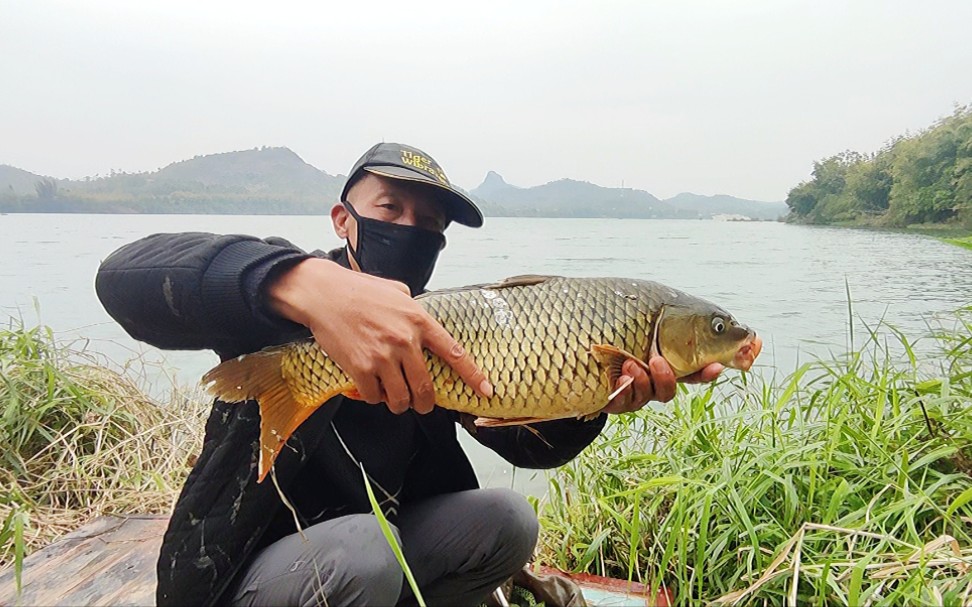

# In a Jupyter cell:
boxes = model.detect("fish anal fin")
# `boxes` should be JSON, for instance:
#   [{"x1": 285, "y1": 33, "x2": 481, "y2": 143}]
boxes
[
  {"x1": 474, "y1": 416, "x2": 549, "y2": 427},
  {"x1": 471, "y1": 417, "x2": 554, "y2": 448}
]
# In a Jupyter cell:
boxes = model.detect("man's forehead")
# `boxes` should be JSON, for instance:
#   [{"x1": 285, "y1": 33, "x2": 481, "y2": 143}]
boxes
[{"x1": 354, "y1": 174, "x2": 448, "y2": 216}]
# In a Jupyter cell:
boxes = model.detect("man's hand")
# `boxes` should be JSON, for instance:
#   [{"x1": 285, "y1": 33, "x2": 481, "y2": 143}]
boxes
[
  {"x1": 602, "y1": 357, "x2": 723, "y2": 414},
  {"x1": 267, "y1": 258, "x2": 493, "y2": 414}
]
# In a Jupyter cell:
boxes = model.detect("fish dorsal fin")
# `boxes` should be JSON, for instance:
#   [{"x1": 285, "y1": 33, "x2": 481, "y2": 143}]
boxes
[
  {"x1": 484, "y1": 274, "x2": 558, "y2": 289},
  {"x1": 415, "y1": 275, "x2": 558, "y2": 300}
]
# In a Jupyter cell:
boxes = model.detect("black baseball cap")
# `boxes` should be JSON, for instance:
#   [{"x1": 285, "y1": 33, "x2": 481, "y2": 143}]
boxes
[{"x1": 341, "y1": 142, "x2": 484, "y2": 228}]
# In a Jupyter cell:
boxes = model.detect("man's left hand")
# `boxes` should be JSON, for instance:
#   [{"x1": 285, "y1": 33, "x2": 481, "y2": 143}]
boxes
[{"x1": 601, "y1": 357, "x2": 723, "y2": 414}]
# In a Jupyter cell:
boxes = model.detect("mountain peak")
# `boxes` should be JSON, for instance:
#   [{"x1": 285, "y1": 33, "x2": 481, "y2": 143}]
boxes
[
  {"x1": 481, "y1": 170, "x2": 508, "y2": 187},
  {"x1": 471, "y1": 170, "x2": 519, "y2": 199}
]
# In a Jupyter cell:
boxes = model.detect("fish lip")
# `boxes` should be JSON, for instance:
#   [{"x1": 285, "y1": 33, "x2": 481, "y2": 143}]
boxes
[{"x1": 733, "y1": 334, "x2": 763, "y2": 371}]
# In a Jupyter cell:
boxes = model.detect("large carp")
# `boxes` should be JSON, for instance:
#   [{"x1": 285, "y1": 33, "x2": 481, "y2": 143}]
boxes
[{"x1": 203, "y1": 275, "x2": 762, "y2": 481}]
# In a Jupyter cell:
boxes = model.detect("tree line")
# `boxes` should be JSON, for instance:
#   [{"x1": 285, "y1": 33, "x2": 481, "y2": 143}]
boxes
[{"x1": 786, "y1": 105, "x2": 972, "y2": 228}]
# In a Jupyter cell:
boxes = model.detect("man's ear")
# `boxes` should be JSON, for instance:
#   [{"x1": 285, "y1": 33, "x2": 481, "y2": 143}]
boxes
[{"x1": 331, "y1": 203, "x2": 350, "y2": 239}]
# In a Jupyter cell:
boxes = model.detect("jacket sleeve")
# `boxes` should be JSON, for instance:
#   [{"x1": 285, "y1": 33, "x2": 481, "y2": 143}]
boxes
[
  {"x1": 95, "y1": 232, "x2": 312, "y2": 356},
  {"x1": 461, "y1": 413, "x2": 607, "y2": 469}
]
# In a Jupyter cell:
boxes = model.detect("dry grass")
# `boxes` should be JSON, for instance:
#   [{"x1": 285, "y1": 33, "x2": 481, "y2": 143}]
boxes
[{"x1": 0, "y1": 322, "x2": 207, "y2": 573}]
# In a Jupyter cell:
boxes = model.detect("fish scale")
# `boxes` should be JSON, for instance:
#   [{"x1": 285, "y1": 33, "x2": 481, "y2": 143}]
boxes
[
  {"x1": 202, "y1": 275, "x2": 761, "y2": 482},
  {"x1": 415, "y1": 276, "x2": 658, "y2": 419}
]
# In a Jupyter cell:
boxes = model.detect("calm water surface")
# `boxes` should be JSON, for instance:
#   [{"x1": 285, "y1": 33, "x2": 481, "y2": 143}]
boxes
[{"x1": 2, "y1": 214, "x2": 971, "y2": 493}]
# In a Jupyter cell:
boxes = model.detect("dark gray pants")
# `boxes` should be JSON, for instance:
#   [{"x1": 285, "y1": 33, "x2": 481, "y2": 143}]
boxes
[{"x1": 229, "y1": 488, "x2": 539, "y2": 607}]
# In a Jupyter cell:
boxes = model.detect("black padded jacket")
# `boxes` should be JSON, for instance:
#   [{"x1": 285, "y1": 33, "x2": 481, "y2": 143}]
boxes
[{"x1": 95, "y1": 232, "x2": 607, "y2": 606}]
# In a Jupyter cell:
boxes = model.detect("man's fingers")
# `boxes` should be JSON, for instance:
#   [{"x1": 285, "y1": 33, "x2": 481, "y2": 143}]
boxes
[
  {"x1": 679, "y1": 363, "x2": 724, "y2": 384},
  {"x1": 648, "y1": 356, "x2": 677, "y2": 403},
  {"x1": 379, "y1": 368, "x2": 411, "y2": 414},
  {"x1": 353, "y1": 375, "x2": 383, "y2": 405},
  {"x1": 621, "y1": 360, "x2": 652, "y2": 405},
  {"x1": 603, "y1": 360, "x2": 654, "y2": 414},
  {"x1": 402, "y1": 353, "x2": 435, "y2": 414},
  {"x1": 423, "y1": 320, "x2": 492, "y2": 398}
]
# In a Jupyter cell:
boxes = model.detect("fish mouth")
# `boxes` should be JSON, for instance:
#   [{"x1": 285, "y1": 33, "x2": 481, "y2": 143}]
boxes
[{"x1": 733, "y1": 334, "x2": 762, "y2": 371}]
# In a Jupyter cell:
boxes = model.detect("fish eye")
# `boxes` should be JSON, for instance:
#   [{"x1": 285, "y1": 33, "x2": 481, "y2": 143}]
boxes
[{"x1": 711, "y1": 317, "x2": 726, "y2": 334}]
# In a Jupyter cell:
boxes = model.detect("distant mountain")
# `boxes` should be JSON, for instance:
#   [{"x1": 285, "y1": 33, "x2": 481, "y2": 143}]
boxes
[
  {"x1": 469, "y1": 172, "x2": 688, "y2": 218},
  {"x1": 663, "y1": 192, "x2": 787, "y2": 220},
  {"x1": 0, "y1": 165, "x2": 51, "y2": 196},
  {"x1": 0, "y1": 147, "x2": 344, "y2": 214},
  {"x1": 155, "y1": 147, "x2": 343, "y2": 196},
  {"x1": 1, "y1": 151, "x2": 782, "y2": 218},
  {"x1": 469, "y1": 172, "x2": 778, "y2": 219}
]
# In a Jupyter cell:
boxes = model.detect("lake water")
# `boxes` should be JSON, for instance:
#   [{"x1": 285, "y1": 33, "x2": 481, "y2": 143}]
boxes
[{"x1": 2, "y1": 214, "x2": 971, "y2": 494}]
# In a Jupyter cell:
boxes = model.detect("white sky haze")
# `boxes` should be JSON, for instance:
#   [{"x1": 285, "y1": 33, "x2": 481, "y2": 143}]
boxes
[{"x1": 3, "y1": 0, "x2": 972, "y2": 200}]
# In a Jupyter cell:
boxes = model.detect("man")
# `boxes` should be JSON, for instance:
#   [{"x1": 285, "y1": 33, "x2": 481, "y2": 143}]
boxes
[{"x1": 96, "y1": 142, "x2": 720, "y2": 606}]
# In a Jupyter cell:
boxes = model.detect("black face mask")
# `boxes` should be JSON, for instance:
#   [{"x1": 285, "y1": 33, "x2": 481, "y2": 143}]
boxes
[{"x1": 343, "y1": 201, "x2": 446, "y2": 296}]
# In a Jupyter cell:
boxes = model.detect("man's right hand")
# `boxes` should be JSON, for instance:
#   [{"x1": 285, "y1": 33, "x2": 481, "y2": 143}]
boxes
[{"x1": 266, "y1": 258, "x2": 493, "y2": 414}]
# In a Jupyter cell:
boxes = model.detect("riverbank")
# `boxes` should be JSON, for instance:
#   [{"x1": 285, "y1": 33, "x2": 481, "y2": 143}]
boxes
[
  {"x1": 944, "y1": 236, "x2": 972, "y2": 251},
  {"x1": 787, "y1": 216, "x2": 972, "y2": 251},
  {"x1": 3, "y1": 314, "x2": 972, "y2": 604}
]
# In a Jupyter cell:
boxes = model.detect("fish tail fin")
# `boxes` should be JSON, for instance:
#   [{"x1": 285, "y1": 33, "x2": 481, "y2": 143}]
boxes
[{"x1": 202, "y1": 348, "x2": 350, "y2": 483}]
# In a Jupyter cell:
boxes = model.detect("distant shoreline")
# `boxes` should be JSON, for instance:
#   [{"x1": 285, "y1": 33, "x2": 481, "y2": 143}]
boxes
[{"x1": 0, "y1": 208, "x2": 781, "y2": 220}]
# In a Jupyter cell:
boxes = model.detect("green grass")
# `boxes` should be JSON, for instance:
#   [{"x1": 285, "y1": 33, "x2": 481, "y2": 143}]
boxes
[
  {"x1": 944, "y1": 236, "x2": 972, "y2": 251},
  {"x1": 536, "y1": 307, "x2": 972, "y2": 605},
  {"x1": 0, "y1": 322, "x2": 206, "y2": 583}
]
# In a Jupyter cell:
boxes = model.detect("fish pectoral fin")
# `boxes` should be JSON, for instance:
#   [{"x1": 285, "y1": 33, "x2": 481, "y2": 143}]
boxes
[
  {"x1": 606, "y1": 375, "x2": 634, "y2": 401},
  {"x1": 591, "y1": 343, "x2": 651, "y2": 380},
  {"x1": 591, "y1": 343, "x2": 651, "y2": 406}
]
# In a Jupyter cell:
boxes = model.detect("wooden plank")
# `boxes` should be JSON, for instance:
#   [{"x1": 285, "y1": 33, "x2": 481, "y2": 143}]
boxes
[
  {"x1": 0, "y1": 515, "x2": 166, "y2": 607},
  {"x1": 1, "y1": 515, "x2": 671, "y2": 607},
  {"x1": 536, "y1": 566, "x2": 673, "y2": 607}
]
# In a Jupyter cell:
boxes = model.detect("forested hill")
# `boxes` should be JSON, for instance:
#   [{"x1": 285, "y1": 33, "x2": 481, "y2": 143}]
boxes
[
  {"x1": 785, "y1": 105, "x2": 972, "y2": 228},
  {"x1": 1, "y1": 147, "x2": 784, "y2": 218},
  {"x1": 0, "y1": 147, "x2": 346, "y2": 214}
]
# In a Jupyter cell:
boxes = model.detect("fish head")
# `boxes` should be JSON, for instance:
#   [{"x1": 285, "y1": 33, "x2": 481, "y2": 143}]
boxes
[{"x1": 654, "y1": 302, "x2": 762, "y2": 377}]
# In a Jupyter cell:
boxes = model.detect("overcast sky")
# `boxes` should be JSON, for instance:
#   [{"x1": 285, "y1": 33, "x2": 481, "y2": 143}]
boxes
[{"x1": 3, "y1": 1, "x2": 971, "y2": 201}]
